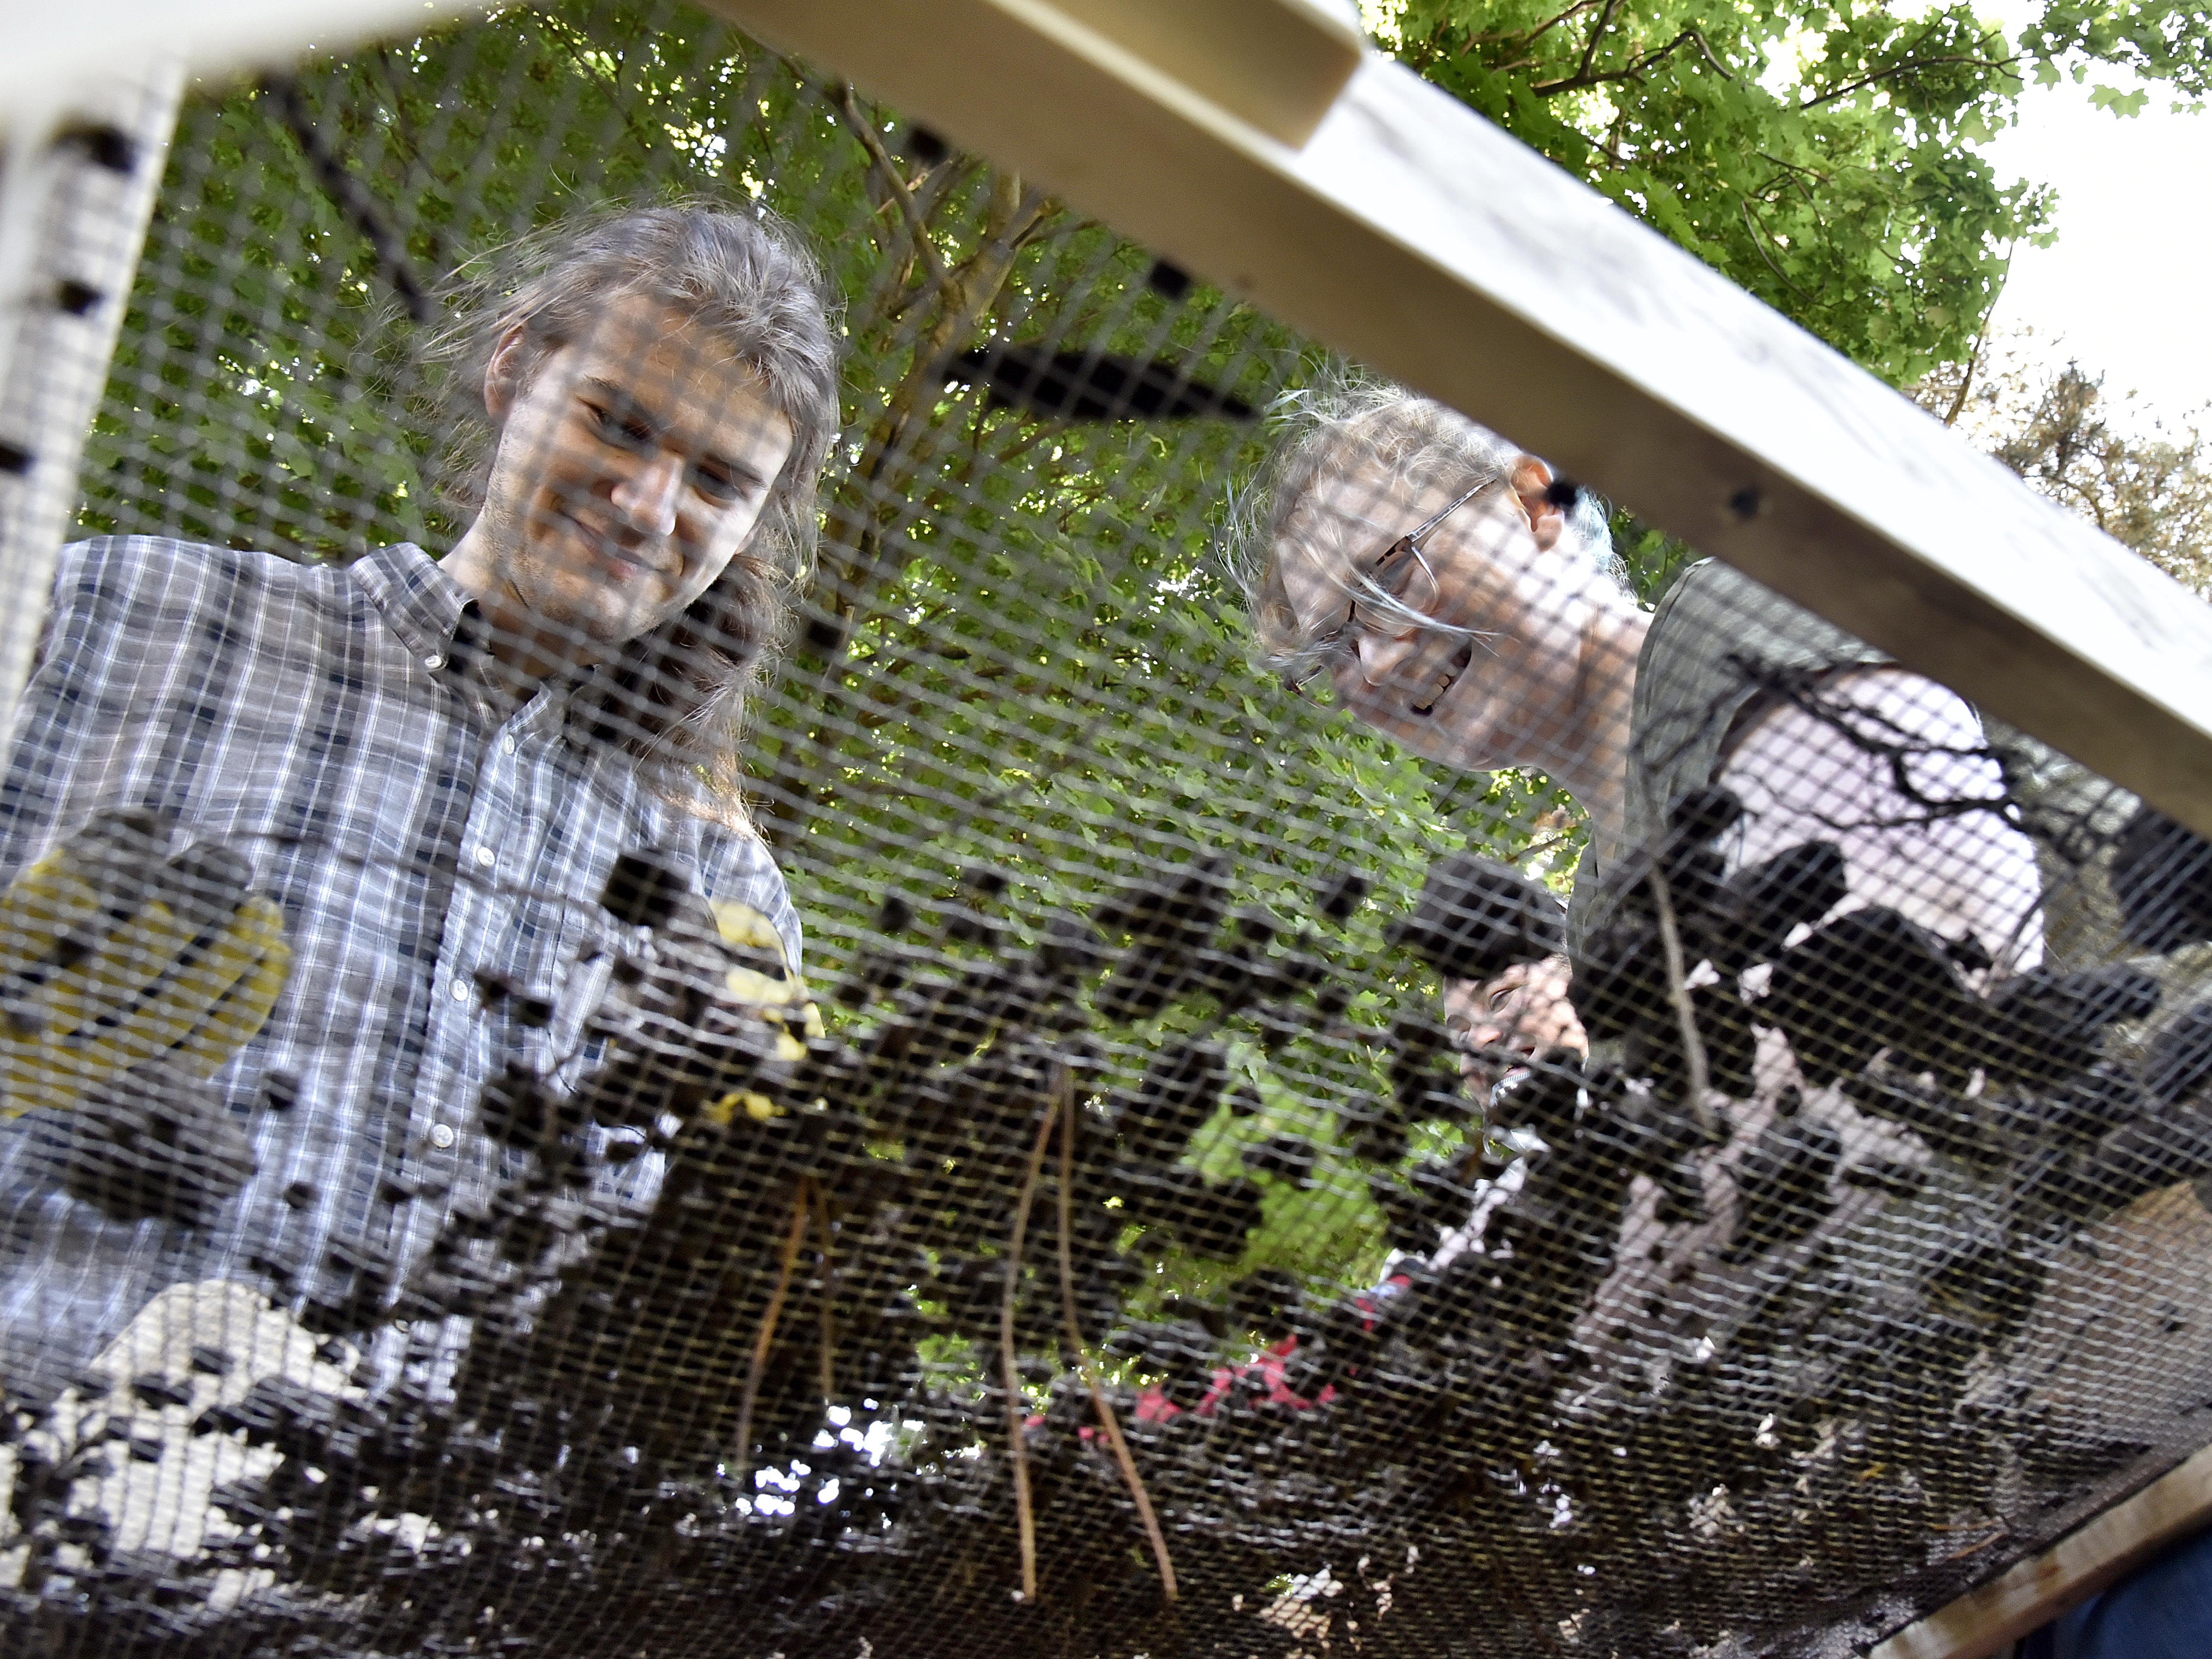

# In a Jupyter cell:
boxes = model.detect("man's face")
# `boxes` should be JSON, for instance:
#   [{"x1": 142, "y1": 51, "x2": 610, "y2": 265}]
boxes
[
  {"x1": 471, "y1": 291, "x2": 796, "y2": 658},
  {"x1": 1443, "y1": 955, "x2": 1587, "y2": 1091},
  {"x1": 1275, "y1": 460, "x2": 1590, "y2": 773}
]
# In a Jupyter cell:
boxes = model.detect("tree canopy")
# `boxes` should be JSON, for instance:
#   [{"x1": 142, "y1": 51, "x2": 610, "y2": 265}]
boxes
[{"x1": 1379, "y1": 0, "x2": 2211, "y2": 385}]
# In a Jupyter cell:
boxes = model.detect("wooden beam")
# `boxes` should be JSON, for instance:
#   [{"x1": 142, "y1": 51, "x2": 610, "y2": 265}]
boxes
[
  {"x1": 0, "y1": 63, "x2": 184, "y2": 730},
  {"x1": 1034, "y1": 0, "x2": 1362, "y2": 146},
  {"x1": 1869, "y1": 1446, "x2": 2212, "y2": 1659},
  {"x1": 2, "y1": 0, "x2": 490, "y2": 143},
  {"x1": 709, "y1": 0, "x2": 2212, "y2": 844}
]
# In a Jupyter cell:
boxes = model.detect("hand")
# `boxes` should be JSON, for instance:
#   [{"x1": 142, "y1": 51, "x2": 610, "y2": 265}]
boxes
[
  {"x1": 595, "y1": 855, "x2": 822, "y2": 1128},
  {"x1": 0, "y1": 810, "x2": 291, "y2": 1115},
  {"x1": 694, "y1": 898, "x2": 823, "y2": 1124}
]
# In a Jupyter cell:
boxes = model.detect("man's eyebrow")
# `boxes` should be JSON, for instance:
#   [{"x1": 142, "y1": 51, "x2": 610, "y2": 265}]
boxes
[
  {"x1": 581, "y1": 376, "x2": 771, "y2": 489},
  {"x1": 694, "y1": 449, "x2": 771, "y2": 491},
  {"x1": 582, "y1": 378, "x2": 663, "y2": 429}
]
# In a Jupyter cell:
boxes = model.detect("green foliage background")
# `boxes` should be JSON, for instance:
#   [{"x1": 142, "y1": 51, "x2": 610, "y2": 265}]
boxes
[{"x1": 69, "y1": 0, "x2": 2211, "y2": 1321}]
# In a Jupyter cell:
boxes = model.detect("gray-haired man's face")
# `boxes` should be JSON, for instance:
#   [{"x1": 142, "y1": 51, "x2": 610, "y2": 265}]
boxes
[
  {"x1": 458, "y1": 290, "x2": 796, "y2": 666},
  {"x1": 1275, "y1": 460, "x2": 1600, "y2": 776}
]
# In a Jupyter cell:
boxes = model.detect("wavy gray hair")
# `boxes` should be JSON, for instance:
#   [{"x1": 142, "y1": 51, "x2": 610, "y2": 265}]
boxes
[
  {"x1": 1222, "y1": 367, "x2": 1625, "y2": 682},
  {"x1": 427, "y1": 200, "x2": 843, "y2": 824}
]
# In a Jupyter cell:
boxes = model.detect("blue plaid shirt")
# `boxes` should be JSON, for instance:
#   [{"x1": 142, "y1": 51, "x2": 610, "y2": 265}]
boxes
[{"x1": 0, "y1": 536, "x2": 798, "y2": 1380}]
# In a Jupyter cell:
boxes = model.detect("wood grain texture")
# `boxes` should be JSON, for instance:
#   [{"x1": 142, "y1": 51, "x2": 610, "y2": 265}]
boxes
[
  {"x1": 1037, "y1": 0, "x2": 1361, "y2": 145},
  {"x1": 1869, "y1": 1445, "x2": 2212, "y2": 1659},
  {"x1": 710, "y1": 0, "x2": 2212, "y2": 841}
]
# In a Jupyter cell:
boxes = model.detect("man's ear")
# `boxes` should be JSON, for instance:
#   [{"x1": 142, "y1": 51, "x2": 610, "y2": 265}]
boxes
[
  {"x1": 1511, "y1": 455, "x2": 1567, "y2": 553},
  {"x1": 482, "y1": 322, "x2": 533, "y2": 425}
]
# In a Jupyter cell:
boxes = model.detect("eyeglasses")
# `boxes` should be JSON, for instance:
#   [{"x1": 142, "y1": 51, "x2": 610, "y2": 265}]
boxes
[{"x1": 1285, "y1": 480, "x2": 1495, "y2": 694}]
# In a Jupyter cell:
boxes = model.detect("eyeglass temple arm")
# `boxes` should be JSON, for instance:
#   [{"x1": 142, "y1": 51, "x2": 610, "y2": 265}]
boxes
[{"x1": 1407, "y1": 479, "x2": 1494, "y2": 542}]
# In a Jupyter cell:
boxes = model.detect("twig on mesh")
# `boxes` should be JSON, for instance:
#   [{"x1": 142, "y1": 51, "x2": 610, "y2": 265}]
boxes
[
  {"x1": 829, "y1": 81, "x2": 952, "y2": 291},
  {"x1": 261, "y1": 77, "x2": 432, "y2": 323},
  {"x1": 1054, "y1": 1065, "x2": 1179, "y2": 1604},
  {"x1": 1730, "y1": 655, "x2": 2016, "y2": 831},
  {"x1": 814, "y1": 1186, "x2": 839, "y2": 1401},
  {"x1": 1645, "y1": 865, "x2": 1715, "y2": 1136},
  {"x1": 1002, "y1": 1105, "x2": 1057, "y2": 1603},
  {"x1": 732, "y1": 1181, "x2": 813, "y2": 1482}
]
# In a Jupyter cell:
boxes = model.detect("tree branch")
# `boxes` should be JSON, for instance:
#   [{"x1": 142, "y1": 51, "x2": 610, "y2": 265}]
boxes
[
  {"x1": 1741, "y1": 199, "x2": 1812, "y2": 298},
  {"x1": 1055, "y1": 1066, "x2": 1178, "y2": 1603},
  {"x1": 1646, "y1": 865, "x2": 1715, "y2": 1136},
  {"x1": 1449, "y1": 0, "x2": 1601, "y2": 55},
  {"x1": 1799, "y1": 47, "x2": 2017, "y2": 110},
  {"x1": 1534, "y1": 26, "x2": 1734, "y2": 97},
  {"x1": 831, "y1": 83, "x2": 952, "y2": 291},
  {"x1": 1001, "y1": 1103, "x2": 1057, "y2": 1603},
  {"x1": 730, "y1": 1184, "x2": 813, "y2": 1482},
  {"x1": 1575, "y1": 0, "x2": 1625, "y2": 86}
]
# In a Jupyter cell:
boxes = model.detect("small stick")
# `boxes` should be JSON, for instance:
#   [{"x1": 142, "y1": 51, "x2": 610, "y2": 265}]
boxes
[
  {"x1": 732, "y1": 1182, "x2": 813, "y2": 1482},
  {"x1": 814, "y1": 1186, "x2": 839, "y2": 1401},
  {"x1": 1645, "y1": 864, "x2": 1715, "y2": 1136},
  {"x1": 1055, "y1": 1067, "x2": 1178, "y2": 1603},
  {"x1": 1003, "y1": 1105, "x2": 1056, "y2": 1603}
]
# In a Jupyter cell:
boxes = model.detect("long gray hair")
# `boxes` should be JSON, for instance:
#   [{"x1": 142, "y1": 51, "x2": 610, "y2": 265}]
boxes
[
  {"x1": 1223, "y1": 366, "x2": 1623, "y2": 682},
  {"x1": 428, "y1": 200, "x2": 843, "y2": 823}
]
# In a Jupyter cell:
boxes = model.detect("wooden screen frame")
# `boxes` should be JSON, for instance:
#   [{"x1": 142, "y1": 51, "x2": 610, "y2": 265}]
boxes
[
  {"x1": 710, "y1": 0, "x2": 2212, "y2": 850},
  {"x1": 9, "y1": 2, "x2": 2212, "y2": 1650}
]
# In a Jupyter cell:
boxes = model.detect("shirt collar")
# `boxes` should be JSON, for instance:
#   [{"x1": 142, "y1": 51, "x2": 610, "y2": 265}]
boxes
[
  {"x1": 350, "y1": 542, "x2": 472, "y2": 670},
  {"x1": 353, "y1": 544, "x2": 596, "y2": 726}
]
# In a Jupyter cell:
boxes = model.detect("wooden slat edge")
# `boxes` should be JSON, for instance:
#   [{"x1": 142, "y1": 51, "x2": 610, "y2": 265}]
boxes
[
  {"x1": 0, "y1": 63, "x2": 186, "y2": 733},
  {"x1": 1869, "y1": 1446, "x2": 2212, "y2": 1659},
  {"x1": 1037, "y1": 0, "x2": 1362, "y2": 147},
  {"x1": 709, "y1": 0, "x2": 2212, "y2": 843},
  {"x1": 2, "y1": 0, "x2": 491, "y2": 141}
]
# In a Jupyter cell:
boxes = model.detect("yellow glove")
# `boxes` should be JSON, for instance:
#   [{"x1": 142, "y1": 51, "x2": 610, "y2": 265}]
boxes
[
  {"x1": 0, "y1": 810, "x2": 291, "y2": 1115},
  {"x1": 701, "y1": 898, "x2": 822, "y2": 1126}
]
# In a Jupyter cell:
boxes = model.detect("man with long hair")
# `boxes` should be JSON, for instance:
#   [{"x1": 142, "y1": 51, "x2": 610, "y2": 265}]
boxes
[{"x1": 0, "y1": 202, "x2": 841, "y2": 1393}]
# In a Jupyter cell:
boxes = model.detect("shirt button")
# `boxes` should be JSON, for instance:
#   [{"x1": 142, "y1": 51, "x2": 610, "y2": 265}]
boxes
[
  {"x1": 475, "y1": 846, "x2": 496, "y2": 868},
  {"x1": 424, "y1": 653, "x2": 445, "y2": 671},
  {"x1": 451, "y1": 979, "x2": 470, "y2": 1002},
  {"x1": 428, "y1": 1123, "x2": 456, "y2": 1150},
  {"x1": 500, "y1": 735, "x2": 517, "y2": 756}
]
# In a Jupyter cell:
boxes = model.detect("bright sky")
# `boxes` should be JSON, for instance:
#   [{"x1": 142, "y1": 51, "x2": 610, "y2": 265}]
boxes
[
  {"x1": 1979, "y1": 72, "x2": 2212, "y2": 428},
  {"x1": 1358, "y1": 0, "x2": 2212, "y2": 425}
]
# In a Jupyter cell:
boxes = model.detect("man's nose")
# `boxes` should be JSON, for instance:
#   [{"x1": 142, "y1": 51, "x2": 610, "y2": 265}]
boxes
[
  {"x1": 1354, "y1": 629, "x2": 1422, "y2": 687},
  {"x1": 610, "y1": 449, "x2": 684, "y2": 537}
]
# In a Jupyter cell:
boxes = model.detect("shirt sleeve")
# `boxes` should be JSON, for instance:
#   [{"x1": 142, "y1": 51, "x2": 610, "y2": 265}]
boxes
[
  {"x1": 0, "y1": 538, "x2": 145, "y2": 886},
  {"x1": 1626, "y1": 559, "x2": 1892, "y2": 845},
  {"x1": 1568, "y1": 559, "x2": 1891, "y2": 952}
]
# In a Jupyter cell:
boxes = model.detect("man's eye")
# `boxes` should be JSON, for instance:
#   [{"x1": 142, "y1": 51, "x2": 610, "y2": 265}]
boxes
[
  {"x1": 1488, "y1": 986, "x2": 1517, "y2": 1011},
  {"x1": 691, "y1": 466, "x2": 744, "y2": 504},
  {"x1": 585, "y1": 402, "x2": 654, "y2": 452}
]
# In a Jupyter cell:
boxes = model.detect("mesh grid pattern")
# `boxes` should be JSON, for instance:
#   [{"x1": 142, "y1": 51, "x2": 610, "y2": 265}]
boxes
[{"x1": 0, "y1": 5, "x2": 2209, "y2": 1656}]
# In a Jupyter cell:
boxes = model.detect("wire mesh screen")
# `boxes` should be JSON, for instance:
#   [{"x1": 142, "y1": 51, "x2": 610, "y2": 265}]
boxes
[{"x1": 5, "y1": 3, "x2": 2212, "y2": 1655}]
